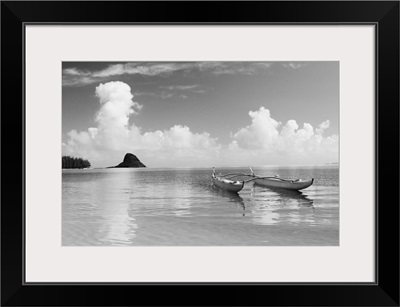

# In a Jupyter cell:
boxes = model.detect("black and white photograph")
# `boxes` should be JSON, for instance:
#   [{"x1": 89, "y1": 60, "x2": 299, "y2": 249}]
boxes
[
  {"x1": 62, "y1": 61, "x2": 339, "y2": 246},
  {"x1": 3, "y1": 0, "x2": 400, "y2": 305}
]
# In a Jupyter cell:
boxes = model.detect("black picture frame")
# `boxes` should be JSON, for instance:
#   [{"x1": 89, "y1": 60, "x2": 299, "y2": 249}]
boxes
[{"x1": 1, "y1": 1, "x2": 399, "y2": 306}]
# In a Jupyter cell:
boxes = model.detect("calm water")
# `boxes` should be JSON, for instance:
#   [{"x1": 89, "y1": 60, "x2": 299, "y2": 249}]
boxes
[{"x1": 62, "y1": 166, "x2": 339, "y2": 246}]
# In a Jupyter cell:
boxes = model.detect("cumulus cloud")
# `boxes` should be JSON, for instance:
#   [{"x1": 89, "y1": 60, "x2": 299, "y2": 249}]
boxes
[
  {"x1": 63, "y1": 81, "x2": 220, "y2": 167},
  {"x1": 228, "y1": 107, "x2": 338, "y2": 165},
  {"x1": 231, "y1": 107, "x2": 280, "y2": 150},
  {"x1": 63, "y1": 82, "x2": 338, "y2": 167}
]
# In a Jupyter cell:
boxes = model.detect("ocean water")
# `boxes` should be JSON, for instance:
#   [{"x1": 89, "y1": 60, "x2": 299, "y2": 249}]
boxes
[{"x1": 62, "y1": 166, "x2": 339, "y2": 246}]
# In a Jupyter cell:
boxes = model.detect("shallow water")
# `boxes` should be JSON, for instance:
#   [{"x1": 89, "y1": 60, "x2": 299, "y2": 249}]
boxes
[{"x1": 62, "y1": 166, "x2": 339, "y2": 246}]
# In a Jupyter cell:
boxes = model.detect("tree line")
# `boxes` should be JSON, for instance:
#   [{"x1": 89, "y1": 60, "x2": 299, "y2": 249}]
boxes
[{"x1": 62, "y1": 156, "x2": 91, "y2": 169}]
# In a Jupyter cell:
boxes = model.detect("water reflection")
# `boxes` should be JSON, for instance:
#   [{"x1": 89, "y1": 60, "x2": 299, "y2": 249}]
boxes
[
  {"x1": 251, "y1": 184, "x2": 314, "y2": 207},
  {"x1": 210, "y1": 185, "x2": 246, "y2": 216},
  {"x1": 127, "y1": 178, "x2": 193, "y2": 217},
  {"x1": 94, "y1": 171, "x2": 138, "y2": 245},
  {"x1": 247, "y1": 183, "x2": 315, "y2": 226}
]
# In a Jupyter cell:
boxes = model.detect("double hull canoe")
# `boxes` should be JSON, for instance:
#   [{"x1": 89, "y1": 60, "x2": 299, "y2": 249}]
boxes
[
  {"x1": 252, "y1": 176, "x2": 314, "y2": 191},
  {"x1": 212, "y1": 174, "x2": 244, "y2": 193}
]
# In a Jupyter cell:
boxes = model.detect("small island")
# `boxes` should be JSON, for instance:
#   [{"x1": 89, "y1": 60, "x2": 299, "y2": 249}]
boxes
[
  {"x1": 111, "y1": 153, "x2": 146, "y2": 168},
  {"x1": 62, "y1": 156, "x2": 91, "y2": 169}
]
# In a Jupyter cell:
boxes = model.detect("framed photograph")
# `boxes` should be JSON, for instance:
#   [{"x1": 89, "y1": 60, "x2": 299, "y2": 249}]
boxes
[{"x1": 2, "y1": 1, "x2": 399, "y2": 306}]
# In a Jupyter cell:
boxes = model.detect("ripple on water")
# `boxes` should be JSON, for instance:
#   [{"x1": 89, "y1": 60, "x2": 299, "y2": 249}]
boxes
[{"x1": 62, "y1": 167, "x2": 339, "y2": 246}]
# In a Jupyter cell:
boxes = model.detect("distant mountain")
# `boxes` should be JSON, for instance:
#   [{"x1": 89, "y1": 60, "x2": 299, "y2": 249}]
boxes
[{"x1": 112, "y1": 153, "x2": 146, "y2": 168}]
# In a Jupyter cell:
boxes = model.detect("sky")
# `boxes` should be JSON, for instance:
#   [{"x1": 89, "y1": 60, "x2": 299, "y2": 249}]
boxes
[{"x1": 62, "y1": 62, "x2": 339, "y2": 168}]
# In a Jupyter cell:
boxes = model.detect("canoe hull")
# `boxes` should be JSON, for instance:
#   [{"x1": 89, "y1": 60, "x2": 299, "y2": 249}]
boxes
[
  {"x1": 212, "y1": 175, "x2": 244, "y2": 193},
  {"x1": 253, "y1": 177, "x2": 314, "y2": 191}
]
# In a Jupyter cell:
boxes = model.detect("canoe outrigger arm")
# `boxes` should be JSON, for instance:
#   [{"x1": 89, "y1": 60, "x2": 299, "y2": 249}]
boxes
[{"x1": 218, "y1": 173, "x2": 253, "y2": 179}]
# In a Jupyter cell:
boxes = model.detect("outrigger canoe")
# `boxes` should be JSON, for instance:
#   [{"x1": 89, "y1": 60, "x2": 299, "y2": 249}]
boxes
[
  {"x1": 248, "y1": 167, "x2": 313, "y2": 190},
  {"x1": 211, "y1": 167, "x2": 313, "y2": 193},
  {"x1": 212, "y1": 168, "x2": 244, "y2": 193},
  {"x1": 212, "y1": 174, "x2": 244, "y2": 193},
  {"x1": 251, "y1": 176, "x2": 314, "y2": 191}
]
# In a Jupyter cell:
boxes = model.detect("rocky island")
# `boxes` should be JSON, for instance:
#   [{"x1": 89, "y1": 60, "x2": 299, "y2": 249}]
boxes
[{"x1": 111, "y1": 153, "x2": 146, "y2": 168}]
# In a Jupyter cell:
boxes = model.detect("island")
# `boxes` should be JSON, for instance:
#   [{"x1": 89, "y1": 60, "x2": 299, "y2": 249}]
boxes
[
  {"x1": 62, "y1": 156, "x2": 91, "y2": 169},
  {"x1": 111, "y1": 153, "x2": 146, "y2": 168}
]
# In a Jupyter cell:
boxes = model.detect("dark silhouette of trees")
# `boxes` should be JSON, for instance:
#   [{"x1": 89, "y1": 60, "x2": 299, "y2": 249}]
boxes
[{"x1": 62, "y1": 156, "x2": 91, "y2": 169}]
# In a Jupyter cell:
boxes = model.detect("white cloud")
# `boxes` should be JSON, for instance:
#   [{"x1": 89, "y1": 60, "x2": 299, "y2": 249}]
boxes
[
  {"x1": 232, "y1": 107, "x2": 280, "y2": 150},
  {"x1": 315, "y1": 120, "x2": 330, "y2": 134},
  {"x1": 63, "y1": 82, "x2": 338, "y2": 167},
  {"x1": 63, "y1": 81, "x2": 220, "y2": 167},
  {"x1": 62, "y1": 62, "x2": 274, "y2": 87},
  {"x1": 63, "y1": 68, "x2": 90, "y2": 76},
  {"x1": 228, "y1": 107, "x2": 338, "y2": 165},
  {"x1": 282, "y1": 63, "x2": 307, "y2": 69}
]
